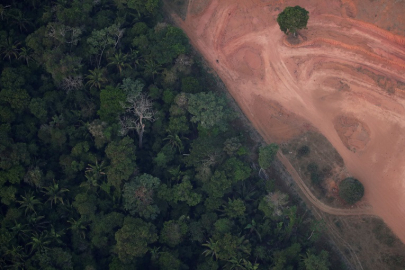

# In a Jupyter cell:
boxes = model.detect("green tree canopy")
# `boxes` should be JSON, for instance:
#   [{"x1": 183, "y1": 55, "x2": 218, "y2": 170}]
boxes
[
  {"x1": 115, "y1": 217, "x2": 158, "y2": 263},
  {"x1": 277, "y1": 6, "x2": 309, "y2": 35},
  {"x1": 187, "y1": 92, "x2": 231, "y2": 131},
  {"x1": 338, "y1": 177, "x2": 364, "y2": 204},
  {"x1": 105, "y1": 137, "x2": 137, "y2": 192},
  {"x1": 258, "y1": 143, "x2": 279, "y2": 170},
  {"x1": 123, "y1": 173, "x2": 161, "y2": 219}
]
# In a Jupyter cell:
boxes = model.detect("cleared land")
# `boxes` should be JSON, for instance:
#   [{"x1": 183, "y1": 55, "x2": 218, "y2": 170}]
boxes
[{"x1": 174, "y1": 0, "x2": 405, "y2": 245}]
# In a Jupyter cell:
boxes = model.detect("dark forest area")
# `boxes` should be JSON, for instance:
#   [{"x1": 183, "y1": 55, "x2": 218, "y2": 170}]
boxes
[{"x1": 0, "y1": 0, "x2": 338, "y2": 269}]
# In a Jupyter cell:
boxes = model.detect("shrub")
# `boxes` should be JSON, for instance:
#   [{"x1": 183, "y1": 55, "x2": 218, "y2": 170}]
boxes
[
  {"x1": 297, "y1": 145, "x2": 310, "y2": 158},
  {"x1": 307, "y1": 163, "x2": 322, "y2": 185},
  {"x1": 338, "y1": 177, "x2": 364, "y2": 204}
]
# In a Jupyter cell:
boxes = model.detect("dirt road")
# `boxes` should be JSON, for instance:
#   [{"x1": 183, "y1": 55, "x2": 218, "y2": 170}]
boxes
[
  {"x1": 276, "y1": 152, "x2": 373, "y2": 216},
  {"x1": 176, "y1": 0, "x2": 405, "y2": 243}
]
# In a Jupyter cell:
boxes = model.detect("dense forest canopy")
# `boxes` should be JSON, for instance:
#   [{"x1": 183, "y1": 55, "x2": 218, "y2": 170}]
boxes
[{"x1": 0, "y1": 0, "x2": 338, "y2": 269}]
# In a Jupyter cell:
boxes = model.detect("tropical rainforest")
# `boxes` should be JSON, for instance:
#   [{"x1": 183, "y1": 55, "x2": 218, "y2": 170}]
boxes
[{"x1": 0, "y1": 0, "x2": 338, "y2": 269}]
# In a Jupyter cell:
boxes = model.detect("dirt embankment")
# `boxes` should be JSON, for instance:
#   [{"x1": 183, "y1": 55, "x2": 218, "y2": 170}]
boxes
[{"x1": 175, "y1": 0, "x2": 405, "y2": 244}]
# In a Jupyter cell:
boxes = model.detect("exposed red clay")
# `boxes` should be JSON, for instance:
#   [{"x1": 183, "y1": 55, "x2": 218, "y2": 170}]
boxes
[{"x1": 176, "y1": 0, "x2": 405, "y2": 243}]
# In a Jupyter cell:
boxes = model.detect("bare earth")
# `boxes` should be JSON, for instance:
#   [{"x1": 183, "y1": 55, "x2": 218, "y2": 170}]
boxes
[{"x1": 176, "y1": 0, "x2": 405, "y2": 243}]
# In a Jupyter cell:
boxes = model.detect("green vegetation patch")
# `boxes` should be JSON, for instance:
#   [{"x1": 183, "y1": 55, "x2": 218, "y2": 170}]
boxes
[{"x1": 338, "y1": 177, "x2": 364, "y2": 204}]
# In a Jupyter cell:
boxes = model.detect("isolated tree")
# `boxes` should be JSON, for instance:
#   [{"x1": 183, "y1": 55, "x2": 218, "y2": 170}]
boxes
[
  {"x1": 277, "y1": 6, "x2": 309, "y2": 36},
  {"x1": 338, "y1": 177, "x2": 364, "y2": 204}
]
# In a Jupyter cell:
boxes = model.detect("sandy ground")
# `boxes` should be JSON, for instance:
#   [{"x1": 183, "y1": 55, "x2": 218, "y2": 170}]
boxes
[{"x1": 176, "y1": 0, "x2": 405, "y2": 243}]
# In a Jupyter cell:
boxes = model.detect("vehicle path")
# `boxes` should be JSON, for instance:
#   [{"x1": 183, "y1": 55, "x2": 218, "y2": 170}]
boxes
[
  {"x1": 175, "y1": 0, "x2": 405, "y2": 243},
  {"x1": 276, "y1": 152, "x2": 373, "y2": 216}
]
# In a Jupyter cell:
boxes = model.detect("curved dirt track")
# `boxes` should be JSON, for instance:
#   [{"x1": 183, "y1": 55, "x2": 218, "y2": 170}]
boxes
[
  {"x1": 177, "y1": 0, "x2": 405, "y2": 243},
  {"x1": 277, "y1": 152, "x2": 373, "y2": 216}
]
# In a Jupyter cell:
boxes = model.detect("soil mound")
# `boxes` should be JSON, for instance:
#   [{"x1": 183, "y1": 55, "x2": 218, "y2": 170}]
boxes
[{"x1": 333, "y1": 115, "x2": 370, "y2": 152}]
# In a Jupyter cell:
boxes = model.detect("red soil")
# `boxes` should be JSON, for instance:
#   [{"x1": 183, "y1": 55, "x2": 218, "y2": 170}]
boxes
[{"x1": 176, "y1": 0, "x2": 405, "y2": 243}]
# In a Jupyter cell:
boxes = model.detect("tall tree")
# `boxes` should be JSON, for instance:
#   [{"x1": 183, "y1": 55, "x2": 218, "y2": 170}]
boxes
[{"x1": 119, "y1": 93, "x2": 156, "y2": 148}]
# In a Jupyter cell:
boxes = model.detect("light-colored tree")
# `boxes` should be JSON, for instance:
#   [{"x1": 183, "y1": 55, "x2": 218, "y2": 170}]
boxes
[
  {"x1": 60, "y1": 75, "x2": 83, "y2": 93},
  {"x1": 119, "y1": 93, "x2": 156, "y2": 148},
  {"x1": 260, "y1": 191, "x2": 289, "y2": 217}
]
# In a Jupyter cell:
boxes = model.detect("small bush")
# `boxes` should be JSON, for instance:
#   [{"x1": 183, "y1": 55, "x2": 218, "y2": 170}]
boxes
[
  {"x1": 338, "y1": 177, "x2": 364, "y2": 204},
  {"x1": 307, "y1": 163, "x2": 323, "y2": 185},
  {"x1": 297, "y1": 145, "x2": 310, "y2": 158},
  {"x1": 307, "y1": 162, "x2": 318, "y2": 173}
]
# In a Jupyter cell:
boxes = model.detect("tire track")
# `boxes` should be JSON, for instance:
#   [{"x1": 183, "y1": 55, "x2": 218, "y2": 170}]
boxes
[{"x1": 276, "y1": 151, "x2": 374, "y2": 216}]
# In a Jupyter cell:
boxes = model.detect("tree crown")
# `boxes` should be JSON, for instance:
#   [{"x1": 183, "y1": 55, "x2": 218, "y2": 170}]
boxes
[{"x1": 277, "y1": 6, "x2": 309, "y2": 35}]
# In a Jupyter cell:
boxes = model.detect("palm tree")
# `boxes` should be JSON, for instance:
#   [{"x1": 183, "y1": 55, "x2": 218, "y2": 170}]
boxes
[
  {"x1": 236, "y1": 235, "x2": 251, "y2": 256},
  {"x1": 85, "y1": 159, "x2": 107, "y2": 180},
  {"x1": 107, "y1": 51, "x2": 132, "y2": 74},
  {"x1": 11, "y1": 221, "x2": 31, "y2": 241},
  {"x1": 3, "y1": 245, "x2": 25, "y2": 267},
  {"x1": 149, "y1": 246, "x2": 161, "y2": 261},
  {"x1": 235, "y1": 180, "x2": 257, "y2": 203},
  {"x1": 9, "y1": 9, "x2": 33, "y2": 32},
  {"x1": 27, "y1": 231, "x2": 51, "y2": 254},
  {"x1": 68, "y1": 218, "x2": 88, "y2": 239},
  {"x1": 163, "y1": 131, "x2": 184, "y2": 153},
  {"x1": 49, "y1": 225, "x2": 65, "y2": 245},
  {"x1": 143, "y1": 58, "x2": 162, "y2": 81},
  {"x1": 85, "y1": 68, "x2": 107, "y2": 89},
  {"x1": 244, "y1": 220, "x2": 262, "y2": 242},
  {"x1": 225, "y1": 258, "x2": 259, "y2": 270},
  {"x1": 202, "y1": 238, "x2": 220, "y2": 260},
  {"x1": 129, "y1": 48, "x2": 142, "y2": 70},
  {"x1": 17, "y1": 191, "x2": 41, "y2": 215},
  {"x1": 42, "y1": 180, "x2": 69, "y2": 208},
  {"x1": 80, "y1": 174, "x2": 100, "y2": 194},
  {"x1": 0, "y1": 36, "x2": 20, "y2": 61},
  {"x1": 18, "y1": 47, "x2": 33, "y2": 66},
  {"x1": 27, "y1": 214, "x2": 49, "y2": 232},
  {"x1": 0, "y1": 5, "x2": 10, "y2": 20}
]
